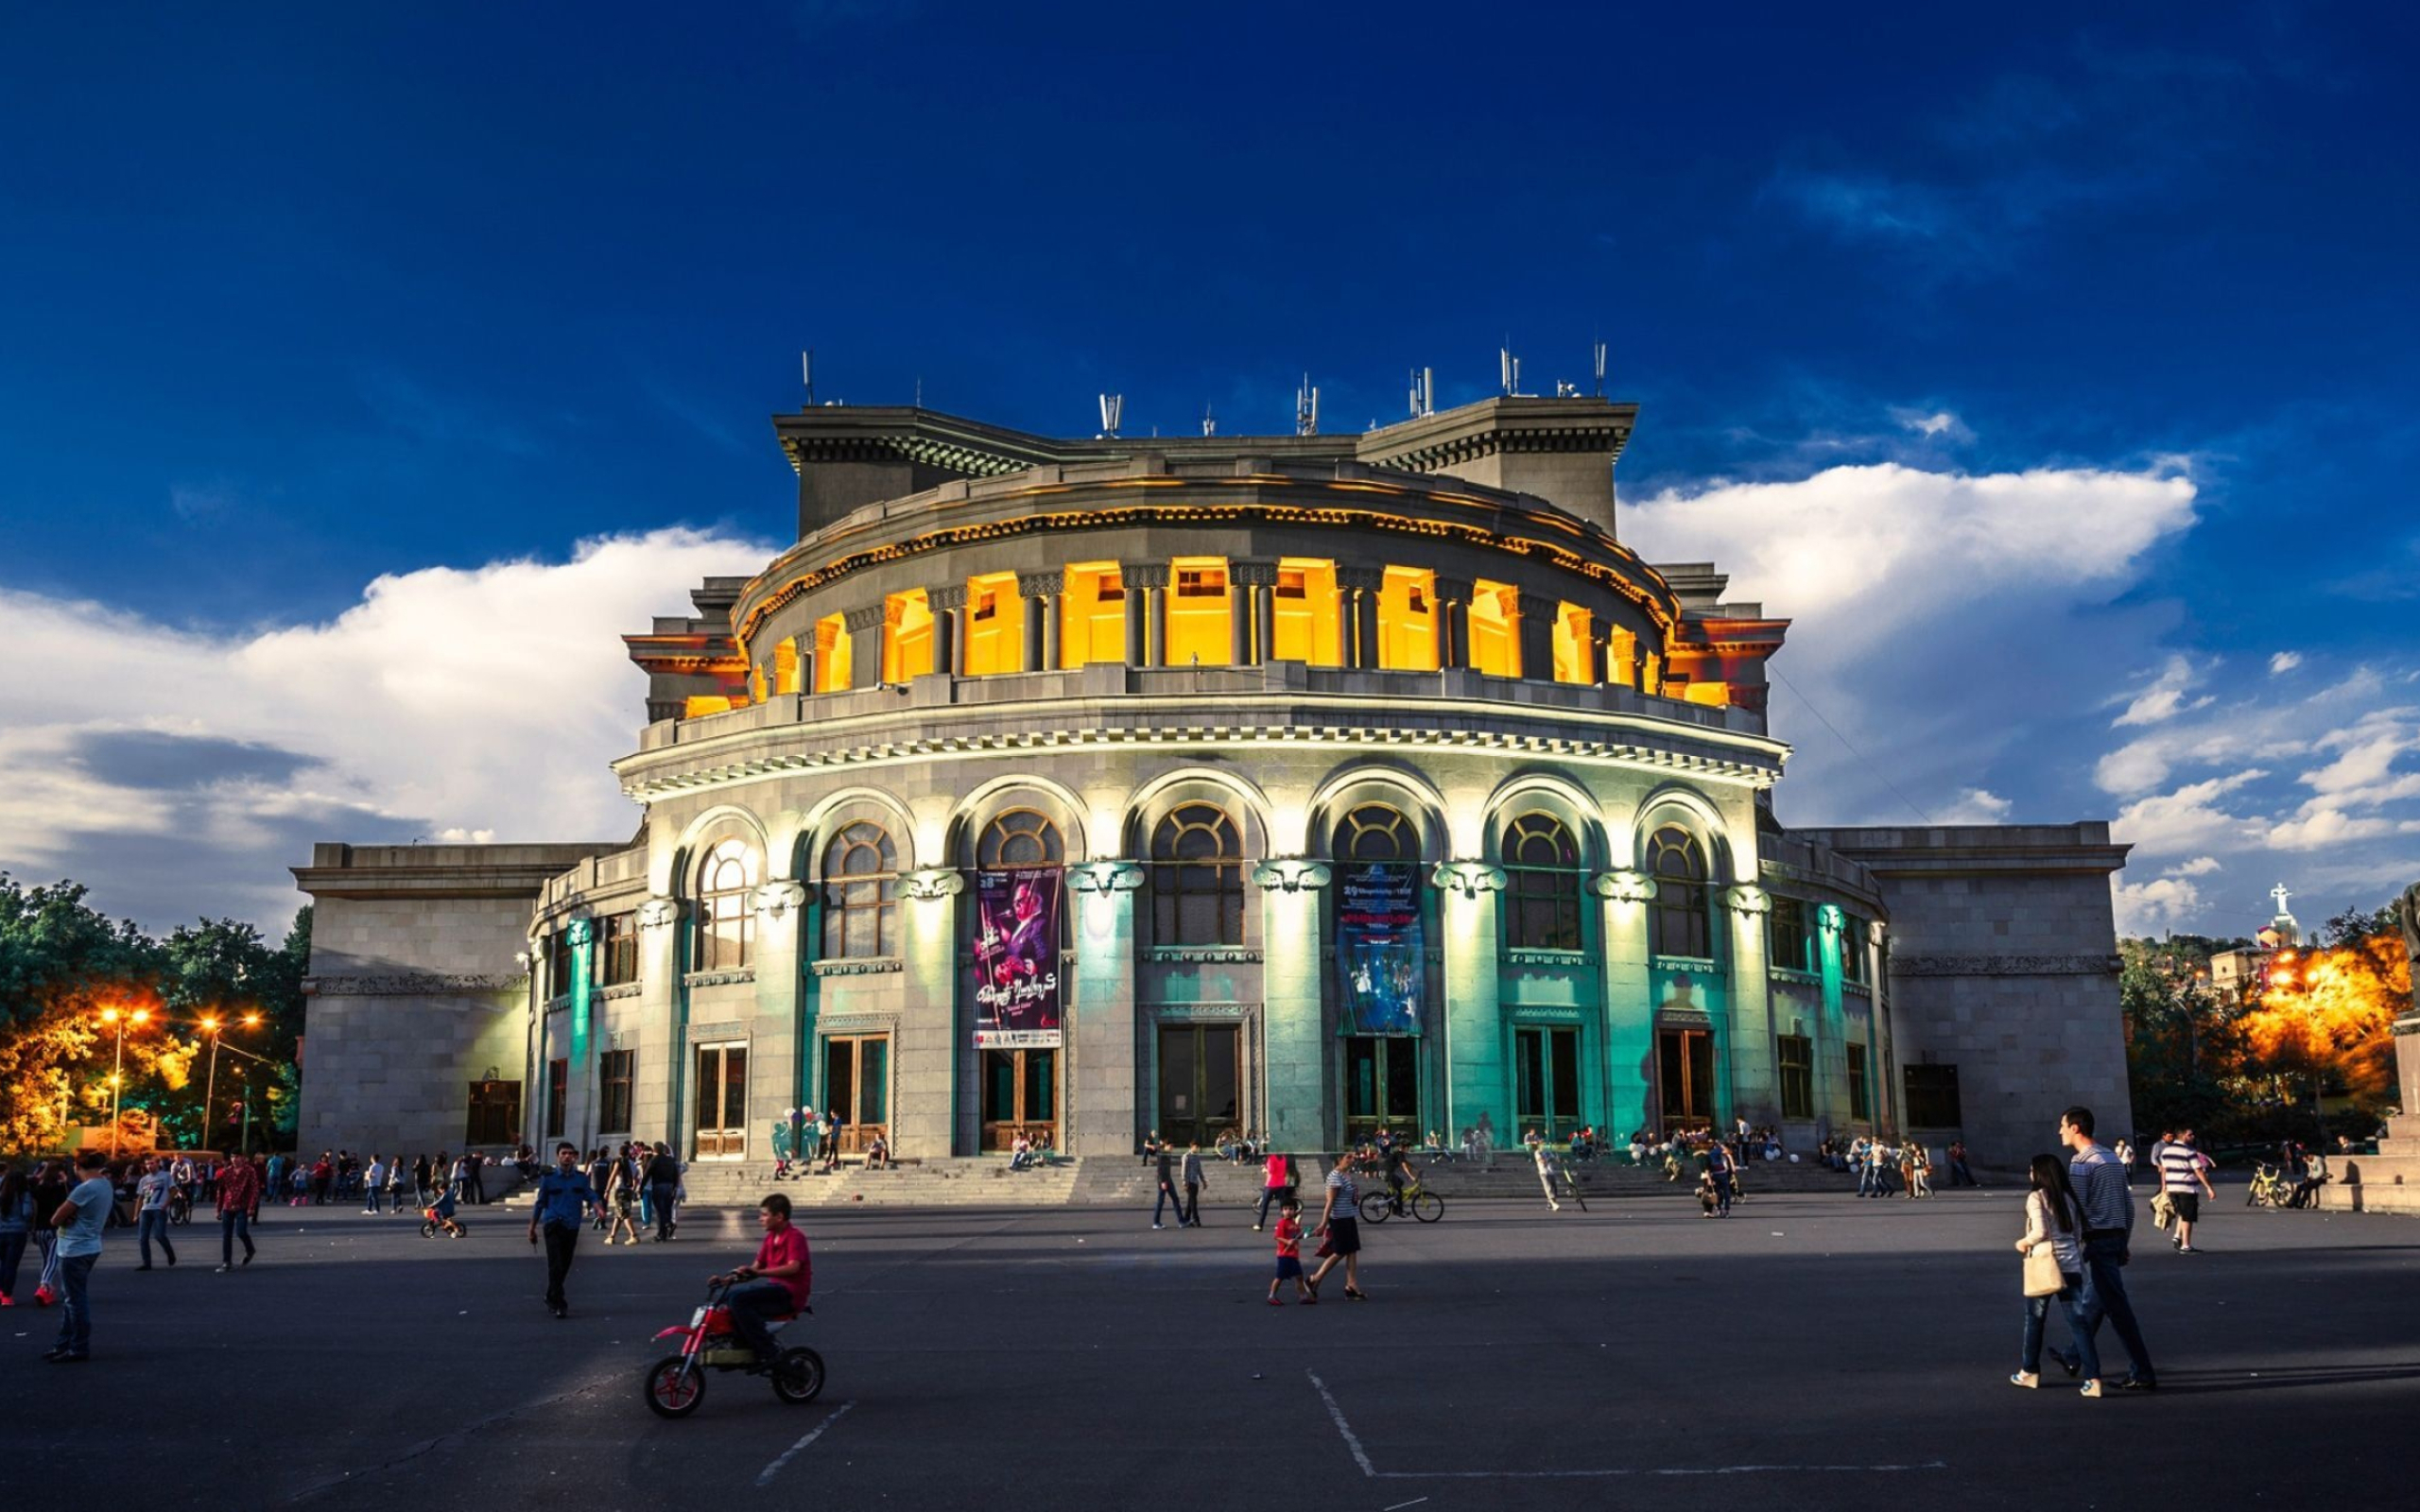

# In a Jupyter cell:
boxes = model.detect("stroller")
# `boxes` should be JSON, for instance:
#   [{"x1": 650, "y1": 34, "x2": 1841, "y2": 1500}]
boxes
[{"x1": 419, "y1": 1183, "x2": 468, "y2": 1238}]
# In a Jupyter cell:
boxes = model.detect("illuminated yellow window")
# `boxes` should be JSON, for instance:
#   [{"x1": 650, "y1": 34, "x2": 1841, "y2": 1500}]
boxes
[
  {"x1": 884, "y1": 589, "x2": 935, "y2": 683},
  {"x1": 1061, "y1": 562, "x2": 1128, "y2": 668},
  {"x1": 1468, "y1": 579, "x2": 1519, "y2": 677},
  {"x1": 749, "y1": 662, "x2": 768, "y2": 703},
  {"x1": 1552, "y1": 604, "x2": 1592, "y2": 684},
  {"x1": 1165, "y1": 556, "x2": 1231, "y2": 666},
  {"x1": 1270, "y1": 558, "x2": 1341, "y2": 664},
  {"x1": 683, "y1": 695, "x2": 733, "y2": 718},
  {"x1": 1376, "y1": 566, "x2": 1438, "y2": 671},
  {"x1": 1606, "y1": 628, "x2": 1639, "y2": 689},
  {"x1": 772, "y1": 638, "x2": 801, "y2": 696},
  {"x1": 964, "y1": 572, "x2": 1027, "y2": 676},
  {"x1": 813, "y1": 612, "x2": 852, "y2": 694},
  {"x1": 1681, "y1": 678, "x2": 1730, "y2": 708}
]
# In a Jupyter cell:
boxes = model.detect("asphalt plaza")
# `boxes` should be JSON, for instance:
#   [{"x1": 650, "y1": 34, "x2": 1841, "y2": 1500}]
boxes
[{"x1": 11, "y1": 1181, "x2": 2418, "y2": 1511}]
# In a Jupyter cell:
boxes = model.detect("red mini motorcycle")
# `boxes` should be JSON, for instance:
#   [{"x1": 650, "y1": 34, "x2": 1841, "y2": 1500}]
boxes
[{"x1": 643, "y1": 1280, "x2": 826, "y2": 1418}]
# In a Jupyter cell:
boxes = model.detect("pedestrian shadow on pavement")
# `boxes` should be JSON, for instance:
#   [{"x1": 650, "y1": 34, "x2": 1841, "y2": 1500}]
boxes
[{"x1": 2156, "y1": 1363, "x2": 2420, "y2": 1394}]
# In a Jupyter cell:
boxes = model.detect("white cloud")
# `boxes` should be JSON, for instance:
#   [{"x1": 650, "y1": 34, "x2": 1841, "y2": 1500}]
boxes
[
  {"x1": 2112, "y1": 654, "x2": 2213, "y2": 728},
  {"x1": 2111, "y1": 769, "x2": 2266, "y2": 857},
  {"x1": 1935, "y1": 787, "x2": 2013, "y2": 822},
  {"x1": 2269, "y1": 650, "x2": 2303, "y2": 676},
  {"x1": 1887, "y1": 406, "x2": 1972, "y2": 442},
  {"x1": 0, "y1": 528, "x2": 770, "y2": 929},
  {"x1": 1627, "y1": 459, "x2": 2197, "y2": 831},
  {"x1": 2265, "y1": 808, "x2": 2398, "y2": 850},
  {"x1": 2113, "y1": 874, "x2": 2204, "y2": 936},
  {"x1": 2164, "y1": 855, "x2": 2222, "y2": 877}
]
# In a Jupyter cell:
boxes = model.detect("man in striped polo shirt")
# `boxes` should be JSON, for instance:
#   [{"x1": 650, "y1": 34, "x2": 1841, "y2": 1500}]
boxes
[
  {"x1": 2060, "y1": 1105, "x2": 2158, "y2": 1392},
  {"x1": 2161, "y1": 1128, "x2": 2218, "y2": 1253}
]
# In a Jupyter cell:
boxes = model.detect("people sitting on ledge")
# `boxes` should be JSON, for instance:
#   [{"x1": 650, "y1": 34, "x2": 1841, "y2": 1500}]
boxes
[
  {"x1": 1009, "y1": 1131, "x2": 1034, "y2": 1171},
  {"x1": 863, "y1": 1133, "x2": 890, "y2": 1171},
  {"x1": 1140, "y1": 1130, "x2": 1162, "y2": 1167}
]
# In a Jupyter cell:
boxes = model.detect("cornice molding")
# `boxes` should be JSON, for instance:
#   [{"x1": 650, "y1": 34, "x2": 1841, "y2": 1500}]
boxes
[
  {"x1": 811, "y1": 956, "x2": 904, "y2": 977},
  {"x1": 1144, "y1": 946, "x2": 1264, "y2": 964},
  {"x1": 683, "y1": 969, "x2": 758, "y2": 988},
  {"x1": 1506, "y1": 948, "x2": 1587, "y2": 969}
]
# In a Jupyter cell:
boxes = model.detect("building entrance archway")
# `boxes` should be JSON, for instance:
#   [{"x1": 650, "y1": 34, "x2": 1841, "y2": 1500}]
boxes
[
  {"x1": 1656, "y1": 1027, "x2": 1715, "y2": 1135},
  {"x1": 1156, "y1": 1024, "x2": 1238, "y2": 1149},
  {"x1": 979, "y1": 1048, "x2": 1057, "y2": 1151}
]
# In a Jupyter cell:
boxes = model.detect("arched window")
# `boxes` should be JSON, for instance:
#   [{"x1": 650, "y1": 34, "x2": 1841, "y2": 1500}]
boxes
[
  {"x1": 1500, "y1": 811, "x2": 1582, "y2": 951},
  {"x1": 978, "y1": 808, "x2": 1064, "y2": 868},
  {"x1": 695, "y1": 838, "x2": 758, "y2": 971},
  {"x1": 1648, "y1": 826, "x2": 1712, "y2": 958},
  {"x1": 821, "y1": 821, "x2": 899, "y2": 959},
  {"x1": 1150, "y1": 802, "x2": 1245, "y2": 945},
  {"x1": 1331, "y1": 803, "x2": 1414, "y2": 862}
]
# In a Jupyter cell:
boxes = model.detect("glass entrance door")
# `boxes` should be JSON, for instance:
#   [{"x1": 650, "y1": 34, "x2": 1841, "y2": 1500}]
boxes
[
  {"x1": 1514, "y1": 1027, "x2": 1582, "y2": 1140},
  {"x1": 979, "y1": 1048, "x2": 1057, "y2": 1151},
  {"x1": 1342, "y1": 1037, "x2": 1420, "y2": 1146},
  {"x1": 1656, "y1": 1027, "x2": 1716, "y2": 1135},
  {"x1": 822, "y1": 1034, "x2": 890, "y2": 1153},
  {"x1": 1156, "y1": 1024, "x2": 1238, "y2": 1148},
  {"x1": 693, "y1": 1044, "x2": 748, "y2": 1159}
]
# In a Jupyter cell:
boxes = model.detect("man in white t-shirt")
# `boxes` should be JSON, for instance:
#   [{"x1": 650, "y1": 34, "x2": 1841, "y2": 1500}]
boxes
[
  {"x1": 2158, "y1": 1131, "x2": 2218, "y2": 1252},
  {"x1": 135, "y1": 1157, "x2": 178, "y2": 1270}
]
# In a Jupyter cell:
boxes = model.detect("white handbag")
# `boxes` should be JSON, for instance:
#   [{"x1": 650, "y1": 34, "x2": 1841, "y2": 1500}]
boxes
[{"x1": 2022, "y1": 1240, "x2": 2066, "y2": 1297}]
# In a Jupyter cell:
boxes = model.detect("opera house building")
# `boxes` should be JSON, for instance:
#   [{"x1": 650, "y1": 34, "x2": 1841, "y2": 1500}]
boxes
[{"x1": 293, "y1": 388, "x2": 2134, "y2": 1171}]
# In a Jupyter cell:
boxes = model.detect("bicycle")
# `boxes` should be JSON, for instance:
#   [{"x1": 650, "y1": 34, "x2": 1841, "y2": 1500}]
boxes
[
  {"x1": 166, "y1": 1187, "x2": 193, "y2": 1227},
  {"x1": 2246, "y1": 1162, "x2": 2293, "y2": 1209},
  {"x1": 1357, "y1": 1176, "x2": 1443, "y2": 1224}
]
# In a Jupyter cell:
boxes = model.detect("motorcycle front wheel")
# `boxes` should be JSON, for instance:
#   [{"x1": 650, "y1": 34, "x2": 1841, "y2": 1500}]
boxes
[
  {"x1": 771, "y1": 1346, "x2": 826, "y2": 1404},
  {"x1": 644, "y1": 1355, "x2": 706, "y2": 1418}
]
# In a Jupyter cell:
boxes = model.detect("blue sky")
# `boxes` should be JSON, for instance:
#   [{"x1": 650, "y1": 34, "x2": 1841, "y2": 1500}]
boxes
[{"x1": 3, "y1": 2, "x2": 2415, "y2": 935}]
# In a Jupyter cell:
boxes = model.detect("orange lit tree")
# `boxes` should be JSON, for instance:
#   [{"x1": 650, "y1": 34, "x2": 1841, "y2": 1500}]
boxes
[{"x1": 2239, "y1": 927, "x2": 2410, "y2": 1140}]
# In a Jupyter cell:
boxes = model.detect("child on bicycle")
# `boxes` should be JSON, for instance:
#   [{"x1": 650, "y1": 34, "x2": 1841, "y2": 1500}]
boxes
[
  {"x1": 1267, "y1": 1198, "x2": 1314, "y2": 1306},
  {"x1": 425, "y1": 1181, "x2": 465, "y2": 1237}
]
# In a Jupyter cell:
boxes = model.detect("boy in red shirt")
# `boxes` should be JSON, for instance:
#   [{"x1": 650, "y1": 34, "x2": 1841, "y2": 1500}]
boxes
[
  {"x1": 1267, "y1": 1198, "x2": 1314, "y2": 1306},
  {"x1": 713, "y1": 1193, "x2": 812, "y2": 1365}
]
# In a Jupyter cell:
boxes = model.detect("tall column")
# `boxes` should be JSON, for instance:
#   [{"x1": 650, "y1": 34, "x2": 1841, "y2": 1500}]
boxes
[
  {"x1": 1340, "y1": 567, "x2": 1383, "y2": 668},
  {"x1": 1432, "y1": 861, "x2": 1506, "y2": 1156},
  {"x1": 1722, "y1": 885, "x2": 1775, "y2": 1131},
  {"x1": 1591, "y1": 870, "x2": 1657, "y2": 1138},
  {"x1": 563, "y1": 917, "x2": 596, "y2": 1147},
  {"x1": 633, "y1": 897, "x2": 684, "y2": 1148},
  {"x1": 749, "y1": 881, "x2": 807, "y2": 1156},
  {"x1": 897, "y1": 868, "x2": 964, "y2": 1158},
  {"x1": 1125, "y1": 564, "x2": 1169, "y2": 667},
  {"x1": 1068, "y1": 862, "x2": 1146, "y2": 1156},
  {"x1": 1516, "y1": 591, "x2": 1556, "y2": 681},
  {"x1": 929, "y1": 584, "x2": 965, "y2": 678},
  {"x1": 1017, "y1": 573, "x2": 1059, "y2": 673},
  {"x1": 845, "y1": 605, "x2": 885, "y2": 688},
  {"x1": 1235, "y1": 561, "x2": 1277, "y2": 664},
  {"x1": 797, "y1": 647, "x2": 818, "y2": 697},
  {"x1": 1121, "y1": 564, "x2": 1155, "y2": 665},
  {"x1": 1253, "y1": 860, "x2": 1331, "y2": 1151},
  {"x1": 1434, "y1": 576, "x2": 1472, "y2": 670},
  {"x1": 1868, "y1": 921, "x2": 1900, "y2": 1133}
]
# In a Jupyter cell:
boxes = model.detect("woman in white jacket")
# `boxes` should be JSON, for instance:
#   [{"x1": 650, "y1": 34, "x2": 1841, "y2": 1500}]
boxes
[{"x1": 2013, "y1": 1152, "x2": 2102, "y2": 1398}]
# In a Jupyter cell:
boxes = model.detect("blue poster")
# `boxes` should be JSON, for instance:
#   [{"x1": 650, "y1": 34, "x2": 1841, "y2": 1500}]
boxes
[{"x1": 1337, "y1": 862, "x2": 1424, "y2": 1035}]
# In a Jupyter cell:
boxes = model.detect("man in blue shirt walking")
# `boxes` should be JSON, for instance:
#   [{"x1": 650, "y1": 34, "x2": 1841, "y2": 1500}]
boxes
[
  {"x1": 45, "y1": 1150, "x2": 112, "y2": 1363},
  {"x1": 2061, "y1": 1105, "x2": 2157, "y2": 1391},
  {"x1": 526, "y1": 1142, "x2": 604, "y2": 1319}
]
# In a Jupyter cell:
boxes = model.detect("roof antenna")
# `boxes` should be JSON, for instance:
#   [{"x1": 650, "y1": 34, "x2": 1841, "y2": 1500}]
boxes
[
  {"x1": 1592, "y1": 339, "x2": 1607, "y2": 398},
  {"x1": 914, "y1": 375, "x2": 924, "y2": 408},
  {"x1": 1201, "y1": 404, "x2": 1217, "y2": 438},
  {"x1": 1098, "y1": 393, "x2": 1123, "y2": 438},
  {"x1": 1295, "y1": 373, "x2": 1319, "y2": 437},
  {"x1": 1499, "y1": 342, "x2": 1521, "y2": 397},
  {"x1": 800, "y1": 350, "x2": 816, "y2": 407},
  {"x1": 1407, "y1": 367, "x2": 1434, "y2": 420}
]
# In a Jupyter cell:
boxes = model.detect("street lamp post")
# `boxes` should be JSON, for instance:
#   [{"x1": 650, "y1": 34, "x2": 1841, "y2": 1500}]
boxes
[
  {"x1": 99, "y1": 1006, "x2": 151, "y2": 1157},
  {"x1": 199, "y1": 1012, "x2": 263, "y2": 1155}
]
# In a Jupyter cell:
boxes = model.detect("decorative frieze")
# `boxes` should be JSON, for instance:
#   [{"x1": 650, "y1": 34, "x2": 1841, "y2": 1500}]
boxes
[
  {"x1": 1145, "y1": 946, "x2": 1264, "y2": 964},
  {"x1": 1431, "y1": 860, "x2": 1506, "y2": 898},
  {"x1": 900, "y1": 867, "x2": 965, "y2": 901},
  {"x1": 1590, "y1": 868, "x2": 1657, "y2": 902},
  {"x1": 1893, "y1": 953, "x2": 2121, "y2": 977},
  {"x1": 752, "y1": 881, "x2": 808, "y2": 919},
  {"x1": 1069, "y1": 860, "x2": 1148, "y2": 894},
  {"x1": 1506, "y1": 948, "x2": 1587, "y2": 969},
  {"x1": 1252, "y1": 858, "x2": 1332, "y2": 892},
  {"x1": 596, "y1": 984, "x2": 643, "y2": 1002},
  {"x1": 811, "y1": 956, "x2": 905, "y2": 977},
  {"x1": 637, "y1": 897, "x2": 681, "y2": 931},
  {"x1": 683, "y1": 969, "x2": 758, "y2": 988},
  {"x1": 302, "y1": 972, "x2": 527, "y2": 997},
  {"x1": 1723, "y1": 885, "x2": 1772, "y2": 917}
]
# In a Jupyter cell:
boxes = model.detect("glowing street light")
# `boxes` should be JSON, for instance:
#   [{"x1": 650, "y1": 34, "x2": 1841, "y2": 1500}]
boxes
[
  {"x1": 99, "y1": 1005, "x2": 152, "y2": 1157},
  {"x1": 199, "y1": 1011, "x2": 268, "y2": 1157}
]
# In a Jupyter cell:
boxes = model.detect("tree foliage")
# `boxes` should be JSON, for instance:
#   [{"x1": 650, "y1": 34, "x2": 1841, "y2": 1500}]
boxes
[
  {"x1": 2239, "y1": 929, "x2": 2409, "y2": 1133},
  {"x1": 0, "y1": 874, "x2": 309, "y2": 1155}
]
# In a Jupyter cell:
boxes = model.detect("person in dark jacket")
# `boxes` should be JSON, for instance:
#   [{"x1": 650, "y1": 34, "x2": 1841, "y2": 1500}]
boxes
[
  {"x1": 646, "y1": 1143, "x2": 682, "y2": 1241},
  {"x1": 1150, "y1": 1146, "x2": 1184, "y2": 1229}
]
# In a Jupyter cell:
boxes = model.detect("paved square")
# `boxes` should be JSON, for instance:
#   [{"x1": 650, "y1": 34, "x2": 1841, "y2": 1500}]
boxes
[{"x1": 13, "y1": 1187, "x2": 2418, "y2": 1510}]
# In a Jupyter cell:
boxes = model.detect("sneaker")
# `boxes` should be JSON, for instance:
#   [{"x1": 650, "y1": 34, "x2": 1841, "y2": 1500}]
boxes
[
  {"x1": 2009, "y1": 1371, "x2": 2039, "y2": 1389},
  {"x1": 47, "y1": 1352, "x2": 88, "y2": 1366},
  {"x1": 2115, "y1": 1375, "x2": 2158, "y2": 1392},
  {"x1": 2178, "y1": 1245, "x2": 2200, "y2": 1254},
  {"x1": 1152, "y1": 1223, "x2": 1164, "y2": 1229},
  {"x1": 2081, "y1": 1381, "x2": 2105, "y2": 1399},
  {"x1": 216, "y1": 1264, "x2": 231, "y2": 1273},
  {"x1": 2052, "y1": 1350, "x2": 2081, "y2": 1380},
  {"x1": 1267, "y1": 1297, "x2": 1284, "y2": 1307}
]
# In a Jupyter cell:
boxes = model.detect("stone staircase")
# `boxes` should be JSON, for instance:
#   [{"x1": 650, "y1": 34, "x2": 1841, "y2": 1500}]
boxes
[
  {"x1": 2313, "y1": 1112, "x2": 2420, "y2": 1215},
  {"x1": 670, "y1": 1156, "x2": 1081, "y2": 1209}
]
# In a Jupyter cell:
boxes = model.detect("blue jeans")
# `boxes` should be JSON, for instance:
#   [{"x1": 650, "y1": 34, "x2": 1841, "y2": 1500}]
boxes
[
  {"x1": 54, "y1": 1251, "x2": 97, "y2": 1355},
  {"x1": 2076, "y1": 1234, "x2": 2155, "y2": 1382},
  {"x1": 1256, "y1": 1187, "x2": 1288, "y2": 1226},
  {"x1": 723, "y1": 1279, "x2": 793, "y2": 1362},
  {"x1": 137, "y1": 1209, "x2": 176, "y2": 1266},
  {"x1": 221, "y1": 1210, "x2": 254, "y2": 1266},
  {"x1": 2022, "y1": 1280, "x2": 2100, "y2": 1379},
  {"x1": 0, "y1": 1228, "x2": 25, "y2": 1298},
  {"x1": 1152, "y1": 1183, "x2": 1184, "y2": 1224}
]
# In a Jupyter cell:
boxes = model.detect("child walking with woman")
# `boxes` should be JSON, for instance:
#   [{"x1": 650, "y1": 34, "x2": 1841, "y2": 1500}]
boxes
[
  {"x1": 2013, "y1": 1152, "x2": 2102, "y2": 1398},
  {"x1": 1266, "y1": 1198, "x2": 1315, "y2": 1306}
]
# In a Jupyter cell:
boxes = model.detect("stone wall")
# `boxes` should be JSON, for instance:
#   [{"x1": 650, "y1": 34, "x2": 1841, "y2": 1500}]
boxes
[{"x1": 1794, "y1": 824, "x2": 2132, "y2": 1166}]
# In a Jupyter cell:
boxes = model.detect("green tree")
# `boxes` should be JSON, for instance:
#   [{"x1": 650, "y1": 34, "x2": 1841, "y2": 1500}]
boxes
[{"x1": 2119, "y1": 936, "x2": 2252, "y2": 1140}]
